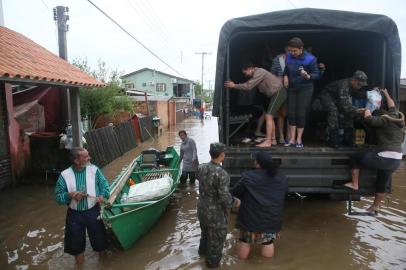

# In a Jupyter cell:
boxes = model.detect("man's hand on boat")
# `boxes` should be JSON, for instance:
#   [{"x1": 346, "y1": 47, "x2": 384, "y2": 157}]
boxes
[{"x1": 97, "y1": 195, "x2": 105, "y2": 204}]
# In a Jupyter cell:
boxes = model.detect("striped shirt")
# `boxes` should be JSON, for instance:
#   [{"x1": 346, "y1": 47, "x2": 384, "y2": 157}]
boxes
[
  {"x1": 271, "y1": 54, "x2": 286, "y2": 77},
  {"x1": 54, "y1": 165, "x2": 110, "y2": 211}
]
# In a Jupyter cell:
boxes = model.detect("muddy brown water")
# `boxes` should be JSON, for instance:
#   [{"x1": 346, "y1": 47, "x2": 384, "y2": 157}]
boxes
[{"x1": 1, "y1": 117, "x2": 405, "y2": 269}]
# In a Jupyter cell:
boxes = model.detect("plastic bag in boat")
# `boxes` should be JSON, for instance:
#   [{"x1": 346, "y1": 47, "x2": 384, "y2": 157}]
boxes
[{"x1": 124, "y1": 176, "x2": 173, "y2": 203}]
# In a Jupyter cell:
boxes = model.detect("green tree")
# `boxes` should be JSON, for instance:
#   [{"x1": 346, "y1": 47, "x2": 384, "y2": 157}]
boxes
[
  {"x1": 72, "y1": 57, "x2": 133, "y2": 128},
  {"x1": 194, "y1": 82, "x2": 202, "y2": 98}
]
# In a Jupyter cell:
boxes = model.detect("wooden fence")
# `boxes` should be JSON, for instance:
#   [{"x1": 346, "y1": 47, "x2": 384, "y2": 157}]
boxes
[{"x1": 84, "y1": 119, "x2": 137, "y2": 167}]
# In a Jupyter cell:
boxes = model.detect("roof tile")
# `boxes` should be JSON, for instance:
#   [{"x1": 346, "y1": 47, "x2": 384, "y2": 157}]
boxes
[{"x1": 0, "y1": 26, "x2": 104, "y2": 87}]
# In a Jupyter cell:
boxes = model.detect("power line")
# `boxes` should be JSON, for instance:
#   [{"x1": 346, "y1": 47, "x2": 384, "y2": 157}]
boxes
[
  {"x1": 128, "y1": 0, "x2": 189, "y2": 66},
  {"x1": 40, "y1": 0, "x2": 50, "y2": 10},
  {"x1": 140, "y1": 0, "x2": 170, "y2": 39},
  {"x1": 286, "y1": 0, "x2": 297, "y2": 8},
  {"x1": 137, "y1": 0, "x2": 169, "y2": 41},
  {"x1": 130, "y1": 0, "x2": 189, "y2": 67},
  {"x1": 203, "y1": 64, "x2": 215, "y2": 76},
  {"x1": 86, "y1": 0, "x2": 185, "y2": 78},
  {"x1": 125, "y1": 0, "x2": 181, "y2": 69},
  {"x1": 127, "y1": 0, "x2": 167, "y2": 44}
]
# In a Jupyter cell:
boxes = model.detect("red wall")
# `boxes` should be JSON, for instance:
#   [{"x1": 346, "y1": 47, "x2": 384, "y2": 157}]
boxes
[{"x1": 5, "y1": 83, "x2": 30, "y2": 183}]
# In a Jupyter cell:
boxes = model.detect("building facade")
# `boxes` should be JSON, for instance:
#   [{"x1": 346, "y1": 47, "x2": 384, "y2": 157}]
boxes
[{"x1": 121, "y1": 68, "x2": 195, "y2": 98}]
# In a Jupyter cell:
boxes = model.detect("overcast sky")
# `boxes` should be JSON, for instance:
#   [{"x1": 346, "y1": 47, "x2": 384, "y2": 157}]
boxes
[{"x1": 2, "y1": 0, "x2": 406, "y2": 87}]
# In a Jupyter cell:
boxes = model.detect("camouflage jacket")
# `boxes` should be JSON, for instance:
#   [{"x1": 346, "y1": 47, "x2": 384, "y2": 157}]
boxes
[
  {"x1": 197, "y1": 161, "x2": 236, "y2": 227},
  {"x1": 321, "y1": 78, "x2": 359, "y2": 117}
]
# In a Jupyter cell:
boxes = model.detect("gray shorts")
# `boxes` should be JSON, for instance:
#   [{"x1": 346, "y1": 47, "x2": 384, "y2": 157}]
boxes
[{"x1": 266, "y1": 87, "x2": 287, "y2": 115}]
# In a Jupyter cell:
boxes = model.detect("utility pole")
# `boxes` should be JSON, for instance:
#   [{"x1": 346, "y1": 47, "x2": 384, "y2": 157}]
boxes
[
  {"x1": 53, "y1": 6, "x2": 69, "y2": 60},
  {"x1": 53, "y1": 6, "x2": 71, "y2": 124},
  {"x1": 53, "y1": 6, "x2": 82, "y2": 147},
  {"x1": 195, "y1": 52, "x2": 210, "y2": 98}
]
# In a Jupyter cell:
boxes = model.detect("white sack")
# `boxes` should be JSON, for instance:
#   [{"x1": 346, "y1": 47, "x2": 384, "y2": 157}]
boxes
[{"x1": 124, "y1": 176, "x2": 173, "y2": 203}]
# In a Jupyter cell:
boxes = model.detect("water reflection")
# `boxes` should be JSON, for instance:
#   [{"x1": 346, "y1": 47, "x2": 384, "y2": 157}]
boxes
[{"x1": 0, "y1": 117, "x2": 405, "y2": 269}]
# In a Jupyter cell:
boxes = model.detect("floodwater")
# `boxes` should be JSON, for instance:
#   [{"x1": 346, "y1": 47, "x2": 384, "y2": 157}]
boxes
[{"x1": 1, "y1": 116, "x2": 406, "y2": 270}]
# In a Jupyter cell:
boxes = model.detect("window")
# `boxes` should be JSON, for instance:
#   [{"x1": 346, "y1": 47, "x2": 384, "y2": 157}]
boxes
[
  {"x1": 156, "y1": 83, "x2": 166, "y2": 92},
  {"x1": 142, "y1": 82, "x2": 147, "y2": 87},
  {"x1": 125, "y1": 83, "x2": 134, "y2": 89}
]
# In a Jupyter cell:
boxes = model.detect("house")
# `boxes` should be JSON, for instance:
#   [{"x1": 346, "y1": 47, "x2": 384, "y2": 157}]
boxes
[
  {"x1": 121, "y1": 68, "x2": 195, "y2": 99},
  {"x1": 0, "y1": 26, "x2": 103, "y2": 189}
]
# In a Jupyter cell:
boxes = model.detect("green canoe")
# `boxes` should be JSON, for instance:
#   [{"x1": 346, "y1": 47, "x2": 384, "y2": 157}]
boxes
[{"x1": 102, "y1": 146, "x2": 181, "y2": 250}]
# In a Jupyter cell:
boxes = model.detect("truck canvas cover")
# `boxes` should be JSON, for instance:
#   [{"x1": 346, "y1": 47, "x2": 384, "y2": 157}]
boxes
[{"x1": 213, "y1": 8, "x2": 401, "y2": 116}]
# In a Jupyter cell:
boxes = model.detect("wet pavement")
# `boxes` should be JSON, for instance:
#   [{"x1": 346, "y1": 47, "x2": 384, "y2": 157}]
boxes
[{"x1": 1, "y1": 116, "x2": 406, "y2": 269}]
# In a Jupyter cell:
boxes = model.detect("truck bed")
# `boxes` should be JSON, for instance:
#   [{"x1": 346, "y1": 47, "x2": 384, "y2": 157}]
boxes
[{"x1": 224, "y1": 145, "x2": 377, "y2": 196}]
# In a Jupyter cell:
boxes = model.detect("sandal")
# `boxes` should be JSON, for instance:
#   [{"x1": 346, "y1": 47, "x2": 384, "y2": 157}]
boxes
[
  {"x1": 254, "y1": 137, "x2": 265, "y2": 143},
  {"x1": 365, "y1": 210, "x2": 379, "y2": 216},
  {"x1": 241, "y1": 137, "x2": 252, "y2": 144},
  {"x1": 284, "y1": 141, "x2": 295, "y2": 147},
  {"x1": 343, "y1": 182, "x2": 358, "y2": 190},
  {"x1": 256, "y1": 141, "x2": 272, "y2": 148}
]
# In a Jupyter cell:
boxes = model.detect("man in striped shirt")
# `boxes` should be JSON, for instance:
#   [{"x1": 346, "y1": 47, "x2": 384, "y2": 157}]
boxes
[{"x1": 55, "y1": 147, "x2": 110, "y2": 266}]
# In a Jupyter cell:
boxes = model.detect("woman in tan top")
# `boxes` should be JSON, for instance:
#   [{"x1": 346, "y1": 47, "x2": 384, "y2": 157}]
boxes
[{"x1": 224, "y1": 61, "x2": 287, "y2": 147}]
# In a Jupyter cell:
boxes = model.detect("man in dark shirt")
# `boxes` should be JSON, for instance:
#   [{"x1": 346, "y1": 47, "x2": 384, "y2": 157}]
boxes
[{"x1": 319, "y1": 70, "x2": 368, "y2": 147}]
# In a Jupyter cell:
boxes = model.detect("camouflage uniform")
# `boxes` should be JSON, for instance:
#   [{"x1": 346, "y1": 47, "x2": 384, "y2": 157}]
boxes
[
  {"x1": 197, "y1": 157, "x2": 236, "y2": 268},
  {"x1": 319, "y1": 78, "x2": 360, "y2": 129}
]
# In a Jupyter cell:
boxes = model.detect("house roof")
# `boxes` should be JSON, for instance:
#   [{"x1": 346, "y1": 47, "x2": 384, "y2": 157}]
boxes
[
  {"x1": 121, "y1": 68, "x2": 194, "y2": 83},
  {"x1": 0, "y1": 26, "x2": 104, "y2": 88},
  {"x1": 125, "y1": 89, "x2": 152, "y2": 96}
]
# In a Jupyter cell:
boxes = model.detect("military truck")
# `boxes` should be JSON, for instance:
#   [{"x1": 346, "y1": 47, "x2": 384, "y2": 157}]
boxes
[{"x1": 212, "y1": 8, "x2": 402, "y2": 199}]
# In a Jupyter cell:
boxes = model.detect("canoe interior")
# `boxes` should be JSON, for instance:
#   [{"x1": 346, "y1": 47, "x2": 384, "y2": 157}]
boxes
[{"x1": 102, "y1": 146, "x2": 181, "y2": 249}]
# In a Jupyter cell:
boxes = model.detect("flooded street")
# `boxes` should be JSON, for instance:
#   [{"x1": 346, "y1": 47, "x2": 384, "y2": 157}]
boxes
[{"x1": 1, "y1": 117, "x2": 406, "y2": 270}]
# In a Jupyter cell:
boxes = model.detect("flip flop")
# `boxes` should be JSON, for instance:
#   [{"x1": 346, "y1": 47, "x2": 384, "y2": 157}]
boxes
[
  {"x1": 255, "y1": 137, "x2": 265, "y2": 143},
  {"x1": 256, "y1": 141, "x2": 272, "y2": 148},
  {"x1": 343, "y1": 183, "x2": 358, "y2": 191},
  {"x1": 241, "y1": 138, "x2": 252, "y2": 143},
  {"x1": 284, "y1": 141, "x2": 295, "y2": 147},
  {"x1": 365, "y1": 210, "x2": 379, "y2": 216},
  {"x1": 295, "y1": 143, "x2": 304, "y2": 148}
]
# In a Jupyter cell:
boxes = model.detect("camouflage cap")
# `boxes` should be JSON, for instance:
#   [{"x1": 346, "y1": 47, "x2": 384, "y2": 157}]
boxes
[
  {"x1": 210, "y1": 142, "x2": 226, "y2": 153},
  {"x1": 352, "y1": 70, "x2": 368, "y2": 86}
]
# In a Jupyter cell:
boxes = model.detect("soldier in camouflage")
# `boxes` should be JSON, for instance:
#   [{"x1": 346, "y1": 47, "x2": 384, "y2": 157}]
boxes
[
  {"x1": 319, "y1": 70, "x2": 368, "y2": 147},
  {"x1": 197, "y1": 142, "x2": 241, "y2": 268}
]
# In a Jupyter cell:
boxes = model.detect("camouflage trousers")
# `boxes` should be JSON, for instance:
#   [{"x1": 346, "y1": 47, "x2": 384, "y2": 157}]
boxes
[
  {"x1": 320, "y1": 93, "x2": 354, "y2": 129},
  {"x1": 197, "y1": 208, "x2": 228, "y2": 268}
]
